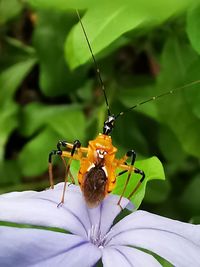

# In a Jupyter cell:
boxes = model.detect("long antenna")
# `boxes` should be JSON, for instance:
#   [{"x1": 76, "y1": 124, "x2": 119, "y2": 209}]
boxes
[
  {"x1": 116, "y1": 79, "x2": 200, "y2": 118},
  {"x1": 76, "y1": 10, "x2": 111, "y2": 116}
]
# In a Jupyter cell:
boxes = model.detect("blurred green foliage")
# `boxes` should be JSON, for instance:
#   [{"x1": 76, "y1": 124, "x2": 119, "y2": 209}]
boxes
[{"x1": 0, "y1": 0, "x2": 200, "y2": 224}]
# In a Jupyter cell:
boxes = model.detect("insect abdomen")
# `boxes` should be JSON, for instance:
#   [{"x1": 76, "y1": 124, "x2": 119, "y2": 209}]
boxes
[{"x1": 82, "y1": 165, "x2": 107, "y2": 208}]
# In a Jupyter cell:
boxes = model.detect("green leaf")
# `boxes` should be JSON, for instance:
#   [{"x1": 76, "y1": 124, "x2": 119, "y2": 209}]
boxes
[
  {"x1": 33, "y1": 11, "x2": 86, "y2": 97},
  {"x1": 0, "y1": 101, "x2": 19, "y2": 162},
  {"x1": 18, "y1": 128, "x2": 61, "y2": 176},
  {"x1": 187, "y1": 4, "x2": 200, "y2": 55},
  {"x1": 0, "y1": 221, "x2": 68, "y2": 234},
  {"x1": 0, "y1": 38, "x2": 36, "y2": 71},
  {"x1": 4, "y1": 37, "x2": 36, "y2": 55},
  {"x1": 144, "y1": 179, "x2": 170, "y2": 204},
  {"x1": 158, "y1": 126, "x2": 186, "y2": 163},
  {"x1": 184, "y1": 59, "x2": 200, "y2": 120},
  {"x1": 113, "y1": 156, "x2": 165, "y2": 210},
  {"x1": 189, "y1": 216, "x2": 200, "y2": 224},
  {"x1": 0, "y1": 57, "x2": 37, "y2": 103},
  {"x1": 0, "y1": 0, "x2": 23, "y2": 25},
  {"x1": 27, "y1": 0, "x2": 93, "y2": 10},
  {"x1": 20, "y1": 103, "x2": 86, "y2": 142},
  {"x1": 0, "y1": 55, "x2": 37, "y2": 161},
  {"x1": 118, "y1": 84, "x2": 159, "y2": 121},
  {"x1": 112, "y1": 110, "x2": 149, "y2": 157},
  {"x1": 66, "y1": 0, "x2": 195, "y2": 69},
  {"x1": 157, "y1": 37, "x2": 200, "y2": 158},
  {"x1": 69, "y1": 160, "x2": 80, "y2": 183},
  {"x1": 48, "y1": 108, "x2": 86, "y2": 142},
  {"x1": 0, "y1": 160, "x2": 21, "y2": 185},
  {"x1": 150, "y1": 252, "x2": 173, "y2": 267},
  {"x1": 180, "y1": 174, "x2": 200, "y2": 216},
  {"x1": 0, "y1": 181, "x2": 49, "y2": 194},
  {"x1": 19, "y1": 102, "x2": 86, "y2": 177}
]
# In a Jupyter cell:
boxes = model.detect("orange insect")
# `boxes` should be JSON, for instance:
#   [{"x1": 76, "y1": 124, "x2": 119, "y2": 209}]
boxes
[
  {"x1": 49, "y1": 116, "x2": 144, "y2": 208},
  {"x1": 48, "y1": 10, "x2": 200, "y2": 208}
]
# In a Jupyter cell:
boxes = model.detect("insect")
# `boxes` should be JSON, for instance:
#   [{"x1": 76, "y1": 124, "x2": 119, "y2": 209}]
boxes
[{"x1": 48, "y1": 10, "x2": 200, "y2": 208}]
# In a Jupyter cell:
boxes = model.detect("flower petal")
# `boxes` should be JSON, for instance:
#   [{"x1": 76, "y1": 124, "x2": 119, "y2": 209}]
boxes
[
  {"x1": 87, "y1": 194, "x2": 130, "y2": 236},
  {"x1": 0, "y1": 183, "x2": 92, "y2": 237},
  {"x1": 107, "y1": 210, "x2": 200, "y2": 266},
  {"x1": 0, "y1": 226, "x2": 101, "y2": 267},
  {"x1": 108, "y1": 210, "x2": 200, "y2": 246},
  {"x1": 102, "y1": 246, "x2": 161, "y2": 267}
]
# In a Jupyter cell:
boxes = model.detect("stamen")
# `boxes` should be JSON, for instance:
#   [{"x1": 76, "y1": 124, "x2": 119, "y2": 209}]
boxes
[{"x1": 88, "y1": 224, "x2": 112, "y2": 248}]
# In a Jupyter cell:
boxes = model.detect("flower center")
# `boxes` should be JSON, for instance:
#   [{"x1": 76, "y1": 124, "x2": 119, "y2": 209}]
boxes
[{"x1": 87, "y1": 225, "x2": 109, "y2": 248}]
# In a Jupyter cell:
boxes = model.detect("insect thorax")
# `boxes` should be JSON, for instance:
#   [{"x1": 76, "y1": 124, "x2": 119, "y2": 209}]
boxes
[{"x1": 89, "y1": 133, "x2": 117, "y2": 157}]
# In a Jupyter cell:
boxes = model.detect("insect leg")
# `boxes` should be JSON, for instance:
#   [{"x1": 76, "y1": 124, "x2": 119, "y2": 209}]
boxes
[
  {"x1": 57, "y1": 140, "x2": 80, "y2": 152},
  {"x1": 126, "y1": 149, "x2": 136, "y2": 164},
  {"x1": 116, "y1": 150, "x2": 136, "y2": 178},
  {"x1": 127, "y1": 168, "x2": 145, "y2": 200},
  {"x1": 58, "y1": 140, "x2": 81, "y2": 185},
  {"x1": 48, "y1": 150, "x2": 62, "y2": 189},
  {"x1": 58, "y1": 140, "x2": 81, "y2": 207},
  {"x1": 117, "y1": 150, "x2": 136, "y2": 207},
  {"x1": 116, "y1": 169, "x2": 128, "y2": 177},
  {"x1": 116, "y1": 162, "x2": 129, "y2": 178},
  {"x1": 60, "y1": 156, "x2": 75, "y2": 184},
  {"x1": 48, "y1": 140, "x2": 81, "y2": 189}
]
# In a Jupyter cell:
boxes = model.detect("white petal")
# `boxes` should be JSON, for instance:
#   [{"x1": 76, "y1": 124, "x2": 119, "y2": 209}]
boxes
[
  {"x1": 102, "y1": 246, "x2": 161, "y2": 267},
  {"x1": 0, "y1": 226, "x2": 101, "y2": 267},
  {"x1": 108, "y1": 210, "x2": 200, "y2": 246},
  {"x1": 102, "y1": 246, "x2": 132, "y2": 267},
  {"x1": 0, "y1": 190, "x2": 37, "y2": 198},
  {"x1": 107, "y1": 210, "x2": 200, "y2": 266},
  {"x1": 87, "y1": 194, "x2": 130, "y2": 236},
  {"x1": 0, "y1": 183, "x2": 91, "y2": 237}
]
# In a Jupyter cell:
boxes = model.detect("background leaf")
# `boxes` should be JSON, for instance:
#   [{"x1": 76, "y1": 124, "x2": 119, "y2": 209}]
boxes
[
  {"x1": 0, "y1": 51, "x2": 37, "y2": 162},
  {"x1": 180, "y1": 174, "x2": 200, "y2": 217},
  {"x1": 113, "y1": 156, "x2": 165, "y2": 210},
  {"x1": 20, "y1": 103, "x2": 86, "y2": 141},
  {"x1": 0, "y1": 101, "x2": 18, "y2": 162},
  {"x1": 27, "y1": 0, "x2": 93, "y2": 10},
  {"x1": 18, "y1": 128, "x2": 60, "y2": 177},
  {"x1": 156, "y1": 37, "x2": 200, "y2": 158},
  {"x1": 33, "y1": 11, "x2": 86, "y2": 96},
  {"x1": 0, "y1": 0, "x2": 23, "y2": 25},
  {"x1": 0, "y1": 57, "x2": 37, "y2": 103},
  {"x1": 187, "y1": 4, "x2": 200, "y2": 55},
  {"x1": 66, "y1": 0, "x2": 197, "y2": 69}
]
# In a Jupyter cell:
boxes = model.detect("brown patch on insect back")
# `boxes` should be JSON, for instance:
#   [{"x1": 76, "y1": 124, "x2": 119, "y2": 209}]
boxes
[{"x1": 82, "y1": 165, "x2": 107, "y2": 208}]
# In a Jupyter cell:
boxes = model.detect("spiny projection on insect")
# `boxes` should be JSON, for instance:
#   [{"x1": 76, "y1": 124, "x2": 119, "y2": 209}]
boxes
[{"x1": 48, "y1": 10, "x2": 200, "y2": 208}]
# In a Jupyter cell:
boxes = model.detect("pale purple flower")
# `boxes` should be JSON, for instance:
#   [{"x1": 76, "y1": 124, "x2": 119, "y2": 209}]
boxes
[{"x1": 0, "y1": 183, "x2": 200, "y2": 267}]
